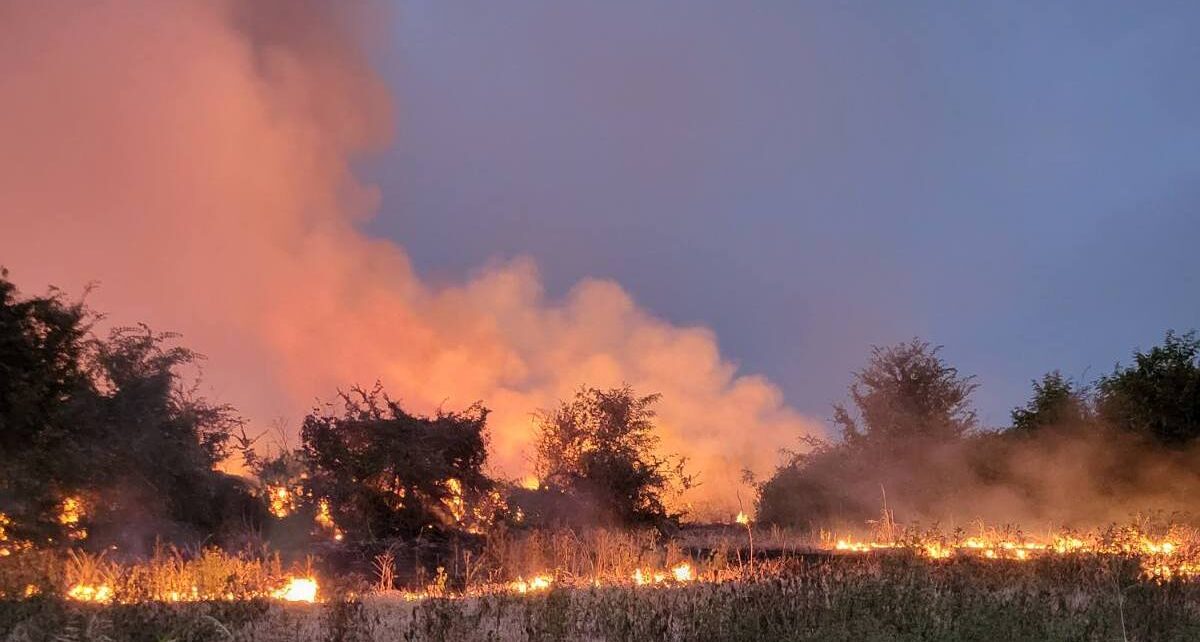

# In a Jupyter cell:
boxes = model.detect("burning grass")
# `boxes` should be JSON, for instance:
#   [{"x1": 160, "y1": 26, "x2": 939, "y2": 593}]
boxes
[{"x1": 4, "y1": 519, "x2": 1200, "y2": 640}]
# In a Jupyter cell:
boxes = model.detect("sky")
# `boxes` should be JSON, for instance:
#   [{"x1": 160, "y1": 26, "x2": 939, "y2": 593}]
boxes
[
  {"x1": 0, "y1": 1, "x2": 1197, "y2": 513},
  {"x1": 367, "y1": 1, "x2": 1200, "y2": 426}
]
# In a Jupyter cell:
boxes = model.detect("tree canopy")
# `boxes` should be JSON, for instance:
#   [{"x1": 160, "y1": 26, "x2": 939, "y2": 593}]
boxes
[
  {"x1": 835, "y1": 339, "x2": 978, "y2": 447},
  {"x1": 0, "y1": 269, "x2": 252, "y2": 550},
  {"x1": 298, "y1": 385, "x2": 496, "y2": 541},
  {"x1": 533, "y1": 386, "x2": 690, "y2": 530},
  {"x1": 1097, "y1": 331, "x2": 1200, "y2": 447},
  {"x1": 1010, "y1": 371, "x2": 1092, "y2": 434}
]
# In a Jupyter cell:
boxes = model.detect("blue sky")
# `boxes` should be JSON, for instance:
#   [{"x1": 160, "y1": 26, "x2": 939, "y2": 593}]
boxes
[{"x1": 361, "y1": 1, "x2": 1200, "y2": 427}]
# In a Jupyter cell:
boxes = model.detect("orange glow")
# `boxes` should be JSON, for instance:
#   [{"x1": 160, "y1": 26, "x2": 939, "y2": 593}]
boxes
[
  {"x1": 273, "y1": 577, "x2": 318, "y2": 603},
  {"x1": 510, "y1": 575, "x2": 553, "y2": 594},
  {"x1": 67, "y1": 583, "x2": 113, "y2": 603}
]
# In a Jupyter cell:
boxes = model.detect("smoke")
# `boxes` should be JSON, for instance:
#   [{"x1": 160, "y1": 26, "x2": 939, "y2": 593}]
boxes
[{"x1": 0, "y1": 1, "x2": 820, "y2": 515}]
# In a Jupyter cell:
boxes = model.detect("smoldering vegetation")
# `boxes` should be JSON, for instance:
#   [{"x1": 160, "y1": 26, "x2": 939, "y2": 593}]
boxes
[{"x1": 9, "y1": 555, "x2": 1200, "y2": 642}]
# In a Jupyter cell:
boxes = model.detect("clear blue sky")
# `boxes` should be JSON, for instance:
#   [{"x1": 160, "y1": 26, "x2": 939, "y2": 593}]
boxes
[{"x1": 361, "y1": 1, "x2": 1200, "y2": 427}]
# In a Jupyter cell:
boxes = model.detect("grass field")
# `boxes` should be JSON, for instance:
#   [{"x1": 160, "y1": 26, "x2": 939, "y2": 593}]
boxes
[{"x1": 4, "y1": 552, "x2": 1199, "y2": 642}]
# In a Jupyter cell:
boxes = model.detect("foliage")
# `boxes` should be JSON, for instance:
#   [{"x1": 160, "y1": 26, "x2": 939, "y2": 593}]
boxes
[
  {"x1": 0, "y1": 269, "x2": 252, "y2": 549},
  {"x1": 835, "y1": 338, "x2": 978, "y2": 447},
  {"x1": 1010, "y1": 371, "x2": 1094, "y2": 433},
  {"x1": 299, "y1": 385, "x2": 494, "y2": 541},
  {"x1": 533, "y1": 386, "x2": 691, "y2": 530},
  {"x1": 1097, "y1": 330, "x2": 1200, "y2": 447},
  {"x1": 760, "y1": 340, "x2": 978, "y2": 528}
]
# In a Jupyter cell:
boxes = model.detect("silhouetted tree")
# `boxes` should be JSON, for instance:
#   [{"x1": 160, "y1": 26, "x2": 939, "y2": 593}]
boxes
[
  {"x1": 0, "y1": 269, "x2": 95, "y2": 543},
  {"x1": 759, "y1": 339, "x2": 977, "y2": 528},
  {"x1": 0, "y1": 269, "x2": 253, "y2": 549},
  {"x1": 532, "y1": 385, "x2": 691, "y2": 530},
  {"x1": 299, "y1": 385, "x2": 495, "y2": 541},
  {"x1": 1097, "y1": 331, "x2": 1200, "y2": 447},
  {"x1": 836, "y1": 339, "x2": 978, "y2": 447},
  {"x1": 1011, "y1": 371, "x2": 1093, "y2": 433}
]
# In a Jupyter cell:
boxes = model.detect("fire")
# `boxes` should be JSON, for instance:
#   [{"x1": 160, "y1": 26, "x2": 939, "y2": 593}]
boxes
[
  {"x1": 58, "y1": 496, "x2": 82, "y2": 526},
  {"x1": 735, "y1": 511, "x2": 750, "y2": 525},
  {"x1": 443, "y1": 478, "x2": 466, "y2": 523},
  {"x1": 267, "y1": 485, "x2": 301, "y2": 518},
  {"x1": 633, "y1": 563, "x2": 695, "y2": 586},
  {"x1": 671, "y1": 562, "x2": 694, "y2": 582},
  {"x1": 314, "y1": 499, "x2": 344, "y2": 541},
  {"x1": 0, "y1": 512, "x2": 15, "y2": 556},
  {"x1": 58, "y1": 496, "x2": 87, "y2": 541},
  {"x1": 520, "y1": 476, "x2": 540, "y2": 490},
  {"x1": 273, "y1": 577, "x2": 318, "y2": 603},
  {"x1": 821, "y1": 523, "x2": 1192, "y2": 575},
  {"x1": 67, "y1": 583, "x2": 113, "y2": 603},
  {"x1": 510, "y1": 575, "x2": 553, "y2": 593}
]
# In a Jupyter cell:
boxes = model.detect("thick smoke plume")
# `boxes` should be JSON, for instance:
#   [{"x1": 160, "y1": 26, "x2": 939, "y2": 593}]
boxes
[{"x1": 0, "y1": 1, "x2": 820, "y2": 515}]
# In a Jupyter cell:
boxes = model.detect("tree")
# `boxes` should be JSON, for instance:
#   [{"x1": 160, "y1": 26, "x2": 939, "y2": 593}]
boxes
[
  {"x1": 1011, "y1": 371, "x2": 1092, "y2": 433},
  {"x1": 533, "y1": 385, "x2": 690, "y2": 529},
  {"x1": 0, "y1": 269, "x2": 95, "y2": 543},
  {"x1": 835, "y1": 339, "x2": 978, "y2": 447},
  {"x1": 85, "y1": 325, "x2": 251, "y2": 548},
  {"x1": 1097, "y1": 331, "x2": 1200, "y2": 447},
  {"x1": 299, "y1": 385, "x2": 495, "y2": 541},
  {"x1": 0, "y1": 269, "x2": 253, "y2": 549},
  {"x1": 758, "y1": 339, "x2": 978, "y2": 528}
]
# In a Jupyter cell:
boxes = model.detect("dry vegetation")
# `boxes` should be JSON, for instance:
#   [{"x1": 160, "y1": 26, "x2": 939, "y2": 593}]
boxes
[{"x1": 5, "y1": 522, "x2": 1200, "y2": 641}]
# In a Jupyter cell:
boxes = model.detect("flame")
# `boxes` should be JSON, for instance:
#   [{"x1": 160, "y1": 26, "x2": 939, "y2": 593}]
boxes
[
  {"x1": 273, "y1": 577, "x2": 318, "y2": 603},
  {"x1": 510, "y1": 574, "x2": 553, "y2": 593},
  {"x1": 821, "y1": 524, "x2": 1189, "y2": 571},
  {"x1": 58, "y1": 496, "x2": 87, "y2": 541},
  {"x1": 267, "y1": 485, "x2": 301, "y2": 519},
  {"x1": 671, "y1": 562, "x2": 694, "y2": 582},
  {"x1": 520, "y1": 476, "x2": 541, "y2": 491},
  {"x1": 443, "y1": 478, "x2": 466, "y2": 523},
  {"x1": 314, "y1": 499, "x2": 344, "y2": 541},
  {"x1": 632, "y1": 564, "x2": 694, "y2": 586},
  {"x1": 67, "y1": 583, "x2": 113, "y2": 603},
  {"x1": 735, "y1": 511, "x2": 750, "y2": 525},
  {"x1": 58, "y1": 497, "x2": 82, "y2": 526}
]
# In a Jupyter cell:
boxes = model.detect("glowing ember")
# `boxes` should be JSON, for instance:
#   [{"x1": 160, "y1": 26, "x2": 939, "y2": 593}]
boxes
[{"x1": 273, "y1": 577, "x2": 318, "y2": 603}]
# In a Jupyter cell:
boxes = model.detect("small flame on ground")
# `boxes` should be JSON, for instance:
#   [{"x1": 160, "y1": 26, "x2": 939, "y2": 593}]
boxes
[
  {"x1": 510, "y1": 575, "x2": 553, "y2": 593},
  {"x1": 273, "y1": 577, "x2": 318, "y2": 603},
  {"x1": 671, "y1": 562, "x2": 694, "y2": 582},
  {"x1": 735, "y1": 511, "x2": 750, "y2": 525},
  {"x1": 67, "y1": 583, "x2": 113, "y2": 603}
]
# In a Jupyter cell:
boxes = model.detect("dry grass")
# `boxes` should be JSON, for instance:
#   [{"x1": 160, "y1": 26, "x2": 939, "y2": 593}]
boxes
[{"x1": 5, "y1": 520, "x2": 1200, "y2": 640}]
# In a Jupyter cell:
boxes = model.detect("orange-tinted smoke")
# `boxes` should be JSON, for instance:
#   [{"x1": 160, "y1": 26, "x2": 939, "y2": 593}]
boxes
[{"x1": 0, "y1": 1, "x2": 821, "y2": 515}]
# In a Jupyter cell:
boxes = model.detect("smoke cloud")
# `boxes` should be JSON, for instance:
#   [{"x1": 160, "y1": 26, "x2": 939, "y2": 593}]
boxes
[{"x1": 0, "y1": 1, "x2": 820, "y2": 515}]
